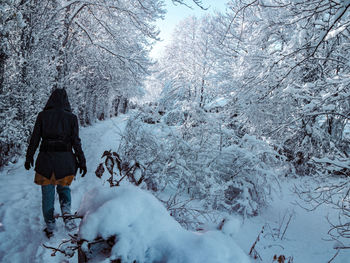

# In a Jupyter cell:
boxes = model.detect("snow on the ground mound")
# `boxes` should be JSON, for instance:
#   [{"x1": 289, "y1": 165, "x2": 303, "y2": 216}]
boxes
[{"x1": 77, "y1": 185, "x2": 250, "y2": 263}]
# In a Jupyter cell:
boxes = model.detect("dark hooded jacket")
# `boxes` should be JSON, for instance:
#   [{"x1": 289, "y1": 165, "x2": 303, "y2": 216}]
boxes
[{"x1": 25, "y1": 89, "x2": 86, "y2": 180}]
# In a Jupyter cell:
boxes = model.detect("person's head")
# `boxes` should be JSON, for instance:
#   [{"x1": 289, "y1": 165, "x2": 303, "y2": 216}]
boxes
[{"x1": 44, "y1": 88, "x2": 72, "y2": 112}]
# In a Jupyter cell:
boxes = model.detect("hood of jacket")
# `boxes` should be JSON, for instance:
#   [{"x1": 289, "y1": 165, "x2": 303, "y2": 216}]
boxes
[{"x1": 44, "y1": 89, "x2": 72, "y2": 112}]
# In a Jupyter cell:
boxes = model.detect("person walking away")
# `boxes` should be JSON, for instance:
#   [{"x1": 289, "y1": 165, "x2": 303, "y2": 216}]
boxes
[{"x1": 24, "y1": 89, "x2": 87, "y2": 238}]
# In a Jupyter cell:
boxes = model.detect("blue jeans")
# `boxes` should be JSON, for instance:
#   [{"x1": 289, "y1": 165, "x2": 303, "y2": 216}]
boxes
[{"x1": 41, "y1": 185, "x2": 71, "y2": 230}]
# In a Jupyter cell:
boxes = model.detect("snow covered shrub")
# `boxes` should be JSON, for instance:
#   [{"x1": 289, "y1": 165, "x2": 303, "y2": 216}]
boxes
[
  {"x1": 208, "y1": 135, "x2": 280, "y2": 216},
  {"x1": 281, "y1": 116, "x2": 350, "y2": 177},
  {"x1": 139, "y1": 103, "x2": 162, "y2": 124},
  {"x1": 117, "y1": 110, "x2": 283, "y2": 220},
  {"x1": 163, "y1": 109, "x2": 185, "y2": 126},
  {"x1": 0, "y1": 142, "x2": 21, "y2": 167}
]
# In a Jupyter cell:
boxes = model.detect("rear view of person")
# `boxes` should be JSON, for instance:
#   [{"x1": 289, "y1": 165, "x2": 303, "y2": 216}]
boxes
[{"x1": 24, "y1": 89, "x2": 87, "y2": 238}]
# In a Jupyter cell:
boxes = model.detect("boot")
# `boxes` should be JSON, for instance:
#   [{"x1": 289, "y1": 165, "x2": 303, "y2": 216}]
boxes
[
  {"x1": 63, "y1": 213, "x2": 77, "y2": 231},
  {"x1": 43, "y1": 227, "x2": 54, "y2": 239}
]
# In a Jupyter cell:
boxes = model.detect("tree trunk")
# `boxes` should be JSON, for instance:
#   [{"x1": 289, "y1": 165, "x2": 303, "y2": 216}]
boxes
[
  {"x1": 55, "y1": 2, "x2": 71, "y2": 88},
  {"x1": 112, "y1": 96, "x2": 121, "y2": 117},
  {"x1": 120, "y1": 98, "x2": 128, "y2": 114},
  {"x1": 199, "y1": 78, "x2": 205, "y2": 108},
  {"x1": 0, "y1": 50, "x2": 7, "y2": 93}
]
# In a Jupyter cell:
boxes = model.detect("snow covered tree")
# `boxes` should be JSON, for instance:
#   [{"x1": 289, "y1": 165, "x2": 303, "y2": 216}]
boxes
[
  {"x1": 208, "y1": 0, "x2": 350, "y2": 175},
  {"x1": 157, "y1": 15, "x2": 221, "y2": 111}
]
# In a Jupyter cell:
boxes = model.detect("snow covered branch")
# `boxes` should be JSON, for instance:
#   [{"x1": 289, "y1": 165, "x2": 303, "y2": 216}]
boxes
[{"x1": 311, "y1": 1, "x2": 350, "y2": 56}]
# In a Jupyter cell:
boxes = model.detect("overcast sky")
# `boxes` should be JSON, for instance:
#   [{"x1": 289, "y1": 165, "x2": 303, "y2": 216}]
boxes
[{"x1": 150, "y1": 0, "x2": 228, "y2": 59}]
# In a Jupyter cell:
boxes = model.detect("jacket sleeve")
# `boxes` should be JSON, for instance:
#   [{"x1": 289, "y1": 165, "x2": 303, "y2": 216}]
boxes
[
  {"x1": 72, "y1": 115, "x2": 86, "y2": 167},
  {"x1": 26, "y1": 113, "x2": 42, "y2": 162}
]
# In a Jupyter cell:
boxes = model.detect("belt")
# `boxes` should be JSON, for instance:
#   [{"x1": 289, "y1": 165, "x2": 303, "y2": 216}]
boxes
[{"x1": 40, "y1": 140, "x2": 72, "y2": 152}]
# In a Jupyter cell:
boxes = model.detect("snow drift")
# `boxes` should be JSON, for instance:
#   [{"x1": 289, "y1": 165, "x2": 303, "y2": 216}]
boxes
[{"x1": 77, "y1": 185, "x2": 250, "y2": 263}]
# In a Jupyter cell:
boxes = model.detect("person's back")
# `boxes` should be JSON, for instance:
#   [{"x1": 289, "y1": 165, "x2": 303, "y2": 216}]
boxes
[
  {"x1": 40, "y1": 108, "x2": 74, "y2": 141},
  {"x1": 25, "y1": 89, "x2": 87, "y2": 238}
]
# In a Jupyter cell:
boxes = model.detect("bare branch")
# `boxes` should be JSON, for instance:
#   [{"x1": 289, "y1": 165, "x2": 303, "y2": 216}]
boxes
[{"x1": 172, "y1": 0, "x2": 209, "y2": 10}]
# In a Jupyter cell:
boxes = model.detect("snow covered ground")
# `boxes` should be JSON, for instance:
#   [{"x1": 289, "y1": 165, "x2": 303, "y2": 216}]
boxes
[
  {"x1": 0, "y1": 115, "x2": 349, "y2": 262},
  {"x1": 235, "y1": 178, "x2": 349, "y2": 263}
]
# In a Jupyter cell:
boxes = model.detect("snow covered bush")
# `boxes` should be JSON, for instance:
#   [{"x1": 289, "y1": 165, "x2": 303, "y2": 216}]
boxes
[
  {"x1": 281, "y1": 116, "x2": 350, "y2": 177},
  {"x1": 0, "y1": 142, "x2": 21, "y2": 167},
  {"x1": 208, "y1": 134, "x2": 281, "y2": 216},
  {"x1": 117, "y1": 109, "x2": 283, "y2": 221},
  {"x1": 76, "y1": 185, "x2": 251, "y2": 263}
]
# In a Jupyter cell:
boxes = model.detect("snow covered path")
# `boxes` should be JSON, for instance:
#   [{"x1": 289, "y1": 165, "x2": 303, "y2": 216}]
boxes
[{"x1": 0, "y1": 116, "x2": 129, "y2": 263}]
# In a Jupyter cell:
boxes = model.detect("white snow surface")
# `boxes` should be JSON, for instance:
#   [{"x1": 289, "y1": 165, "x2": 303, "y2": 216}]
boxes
[
  {"x1": 77, "y1": 185, "x2": 250, "y2": 263},
  {"x1": 204, "y1": 97, "x2": 228, "y2": 111},
  {"x1": 0, "y1": 114, "x2": 349, "y2": 262}
]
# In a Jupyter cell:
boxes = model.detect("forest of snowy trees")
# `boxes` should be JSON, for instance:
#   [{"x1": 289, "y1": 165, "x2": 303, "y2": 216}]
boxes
[
  {"x1": 2, "y1": 0, "x2": 350, "y2": 173},
  {"x1": 1, "y1": 0, "x2": 350, "y2": 261},
  {"x1": 153, "y1": 0, "x2": 350, "y2": 177},
  {"x1": 0, "y1": 0, "x2": 166, "y2": 165}
]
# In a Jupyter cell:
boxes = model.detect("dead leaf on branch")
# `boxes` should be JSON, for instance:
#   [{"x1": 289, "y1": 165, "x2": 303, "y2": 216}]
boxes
[
  {"x1": 95, "y1": 163, "x2": 105, "y2": 178},
  {"x1": 101, "y1": 150, "x2": 111, "y2": 158},
  {"x1": 105, "y1": 156, "x2": 114, "y2": 176}
]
